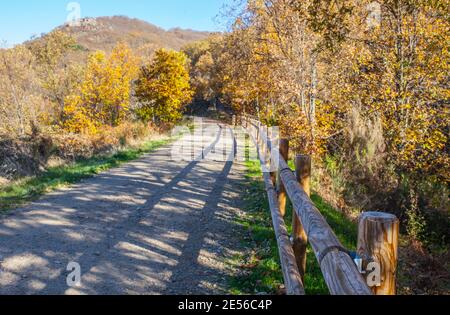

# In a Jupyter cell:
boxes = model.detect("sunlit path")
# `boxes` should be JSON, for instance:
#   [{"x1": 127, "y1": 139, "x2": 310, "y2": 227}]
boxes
[{"x1": 0, "y1": 119, "x2": 248, "y2": 295}]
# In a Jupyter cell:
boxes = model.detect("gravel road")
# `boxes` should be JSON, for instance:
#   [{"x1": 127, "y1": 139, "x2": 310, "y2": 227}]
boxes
[{"x1": 0, "y1": 120, "x2": 249, "y2": 295}]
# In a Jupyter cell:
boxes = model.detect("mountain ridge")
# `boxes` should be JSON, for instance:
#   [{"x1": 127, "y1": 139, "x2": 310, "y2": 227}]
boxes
[{"x1": 54, "y1": 15, "x2": 212, "y2": 54}]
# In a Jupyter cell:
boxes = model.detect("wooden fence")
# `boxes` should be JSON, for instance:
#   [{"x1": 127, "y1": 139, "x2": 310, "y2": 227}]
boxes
[{"x1": 240, "y1": 116, "x2": 399, "y2": 296}]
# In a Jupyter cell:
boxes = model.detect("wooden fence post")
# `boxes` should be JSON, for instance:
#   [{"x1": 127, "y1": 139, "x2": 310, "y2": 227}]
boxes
[
  {"x1": 269, "y1": 127, "x2": 277, "y2": 186},
  {"x1": 261, "y1": 126, "x2": 267, "y2": 163},
  {"x1": 256, "y1": 122, "x2": 260, "y2": 142},
  {"x1": 277, "y1": 139, "x2": 289, "y2": 217},
  {"x1": 293, "y1": 155, "x2": 311, "y2": 280},
  {"x1": 357, "y1": 212, "x2": 399, "y2": 295}
]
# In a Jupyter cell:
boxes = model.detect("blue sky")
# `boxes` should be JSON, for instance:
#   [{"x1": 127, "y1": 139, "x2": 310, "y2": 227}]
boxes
[{"x1": 0, "y1": 0, "x2": 230, "y2": 46}]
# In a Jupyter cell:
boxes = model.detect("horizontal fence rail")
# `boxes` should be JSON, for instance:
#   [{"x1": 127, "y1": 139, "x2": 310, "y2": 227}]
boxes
[
  {"x1": 252, "y1": 130, "x2": 306, "y2": 295},
  {"x1": 242, "y1": 116, "x2": 378, "y2": 296}
]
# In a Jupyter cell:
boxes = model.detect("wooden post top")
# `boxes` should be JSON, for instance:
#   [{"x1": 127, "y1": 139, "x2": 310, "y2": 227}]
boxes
[
  {"x1": 358, "y1": 211, "x2": 399, "y2": 295},
  {"x1": 360, "y1": 212, "x2": 398, "y2": 222}
]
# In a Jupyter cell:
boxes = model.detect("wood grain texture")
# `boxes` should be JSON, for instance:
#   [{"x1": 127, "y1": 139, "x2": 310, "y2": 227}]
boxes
[
  {"x1": 277, "y1": 139, "x2": 289, "y2": 217},
  {"x1": 278, "y1": 157, "x2": 372, "y2": 295},
  {"x1": 246, "y1": 118, "x2": 373, "y2": 295},
  {"x1": 358, "y1": 212, "x2": 399, "y2": 295},
  {"x1": 293, "y1": 155, "x2": 310, "y2": 280},
  {"x1": 256, "y1": 138, "x2": 305, "y2": 295}
]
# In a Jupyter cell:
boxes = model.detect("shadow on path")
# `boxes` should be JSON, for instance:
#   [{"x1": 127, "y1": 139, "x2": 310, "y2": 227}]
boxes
[{"x1": 0, "y1": 122, "x2": 247, "y2": 295}]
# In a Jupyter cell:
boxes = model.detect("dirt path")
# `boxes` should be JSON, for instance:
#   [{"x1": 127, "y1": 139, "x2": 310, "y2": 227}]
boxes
[{"x1": 0, "y1": 120, "x2": 248, "y2": 295}]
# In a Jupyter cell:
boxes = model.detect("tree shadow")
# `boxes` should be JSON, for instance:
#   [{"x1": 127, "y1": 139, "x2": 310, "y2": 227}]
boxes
[{"x1": 0, "y1": 123, "x2": 246, "y2": 295}]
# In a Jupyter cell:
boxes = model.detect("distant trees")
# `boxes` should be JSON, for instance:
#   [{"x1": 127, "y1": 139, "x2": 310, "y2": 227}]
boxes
[
  {"x1": 0, "y1": 30, "x2": 84, "y2": 137},
  {"x1": 0, "y1": 29, "x2": 194, "y2": 138},
  {"x1": 0, "y1": 45, "x2": 44, "y2": 136},
  {"x1": 27, "y1": 30, "x2": 80, "y2": 119},
  {"x1": 183, "y1": 36, "x2": 223, "y2": 108},
  {"x1": 135, "y1": 49, "x2": 193, "y2": 124}
]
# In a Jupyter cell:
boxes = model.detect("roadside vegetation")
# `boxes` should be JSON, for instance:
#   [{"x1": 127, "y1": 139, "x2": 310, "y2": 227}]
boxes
[
  {"x1": 0, "y1": 129, "x2": 188, "y2": 212},
  {"x1": 231, "y1": 143, "x2": 449, "y2": 295},
  {"x1": 229, "y1": 149, "x2": 358, "y2": 295},
  {"x1": 185, "y1": 1, "x2": 449, "y2": 294},
  {"x1": 1, "y1": 30, "x2": 193, "y2": 190}
]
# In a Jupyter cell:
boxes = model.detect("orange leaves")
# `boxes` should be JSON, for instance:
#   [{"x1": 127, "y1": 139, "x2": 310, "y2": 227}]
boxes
[
  {"x1": 349, "y1": 1, "x2": 449, "y2": 180},
  {"x1": 213, "y1": 0, "x2": 449, "y2": 185}
]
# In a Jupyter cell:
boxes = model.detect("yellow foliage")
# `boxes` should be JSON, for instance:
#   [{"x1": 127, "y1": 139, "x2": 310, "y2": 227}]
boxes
[
  {"x1": 63, "y1": 43, "x2": 140, "y2": 134},
  {"x1": 135, "y1": 49, "x2": 193, "y2": 124},
  {"x1": 214, "y1": 0, "x2": 449, "y2": 183},
  {"x1": 0, "y1": 45, "x2": 46, "y2": 136}
]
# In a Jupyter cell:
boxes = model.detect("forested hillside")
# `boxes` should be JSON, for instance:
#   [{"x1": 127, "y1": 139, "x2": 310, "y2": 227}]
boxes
[
  {"x1": 30, "y1": 16, "x2": 210, "y2": 57},
  {"x1": 0, "y1": 18, "x2": 195, "y2": 182}
]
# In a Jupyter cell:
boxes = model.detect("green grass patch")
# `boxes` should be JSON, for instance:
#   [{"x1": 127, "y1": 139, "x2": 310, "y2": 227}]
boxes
[
  {"x1": 0, "y1": 134, "x2": 179, "y2": 212},
  {"x1": 230, "y1": 144, "x2": 358, "y2": 295}
]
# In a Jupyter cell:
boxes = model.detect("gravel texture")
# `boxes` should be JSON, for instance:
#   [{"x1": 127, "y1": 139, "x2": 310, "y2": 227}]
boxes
[{"x1": 0, "y1": 120, "x2": 248, "y2": 295}]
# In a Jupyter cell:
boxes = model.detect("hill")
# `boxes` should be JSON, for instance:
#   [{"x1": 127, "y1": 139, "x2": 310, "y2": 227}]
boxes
[{"x1": 56, "y1": 16, "x2": 211, "y2": 55}]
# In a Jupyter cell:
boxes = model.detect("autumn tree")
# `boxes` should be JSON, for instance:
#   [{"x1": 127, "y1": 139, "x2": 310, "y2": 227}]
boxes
[
  {"x1": 27, "y1": 30, "x2": 82, "y2": 120},
  {"x1": 215, "y1": 0, "x2": 341, "y2": 154},
  {"x1": 357, "y1": 0, "x2": 448, "y2": 181},
  {"x1": 216, "y1": 0, "x2": 448, "y2": 180},
  {"x1": 200, "y1": 0, "x2": 449, "y2": 244},
  {"x1": 63, "y1": 42, "x2": 140, "y2": 134},
  {"x1": 135, "y1": 49, "x2": 193, "y2": 124},
  {"x1": 0, "y1": 45, "x2": 45, "y2": 136},
  {"x1": 183, "y1": 35, "x2": 227, "y2": 111}
]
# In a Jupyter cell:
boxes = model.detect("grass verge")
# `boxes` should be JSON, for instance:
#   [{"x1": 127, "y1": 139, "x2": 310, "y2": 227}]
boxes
[
  {"x1": 0, "y1": 133, "x2": 179, "y2": 212},
  {"x1": 229, "y1": 145, "x2": 358, "y2": 295}
]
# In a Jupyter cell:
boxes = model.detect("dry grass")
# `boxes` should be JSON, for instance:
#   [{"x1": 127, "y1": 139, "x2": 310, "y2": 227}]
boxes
[
  {"x1": 398, "y1": 239, "x2": 450, "y2": 295},
  {"x1": 0, "y1": 121, "x2": 156, "y2": 181}
]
